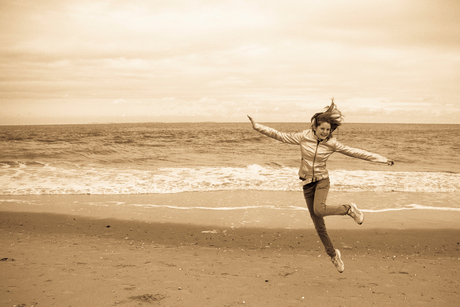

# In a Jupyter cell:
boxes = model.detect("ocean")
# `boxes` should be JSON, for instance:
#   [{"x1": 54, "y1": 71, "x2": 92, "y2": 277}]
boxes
[{"x1": 1, "y1": 122, "x2": 459, "y2": 212}]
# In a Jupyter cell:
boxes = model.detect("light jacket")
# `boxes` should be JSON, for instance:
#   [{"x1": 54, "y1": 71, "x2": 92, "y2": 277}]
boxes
[{"x1": 253, "y1": 123, "x2": 390, "y2": 184}]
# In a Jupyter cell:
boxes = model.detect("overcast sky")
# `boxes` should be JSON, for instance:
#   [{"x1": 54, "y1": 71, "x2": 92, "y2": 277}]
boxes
[{"x1": 1, "y1": 0, "x2": 459, "y2": 125}]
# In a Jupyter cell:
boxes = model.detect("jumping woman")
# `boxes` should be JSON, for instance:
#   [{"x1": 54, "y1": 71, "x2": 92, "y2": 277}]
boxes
[{"x1": 248, "y1": 99, "x2": 394, "y2": 272}]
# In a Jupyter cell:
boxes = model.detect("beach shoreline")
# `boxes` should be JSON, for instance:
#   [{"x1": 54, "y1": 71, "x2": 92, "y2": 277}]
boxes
[
  {"x1": 1, "y1": 191, "x2": 459, "y2": 230},
  {"x1": 1, "y1": 192, "x2": 460, "y2": 306}
]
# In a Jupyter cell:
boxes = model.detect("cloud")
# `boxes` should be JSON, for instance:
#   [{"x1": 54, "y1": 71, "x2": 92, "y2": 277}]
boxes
[
  {"x1": 0, "y1": 0, "x2": 459, "y2": 124},
  {"x1": 112, "y1": 98, "x2": 128, "y2": 104}
]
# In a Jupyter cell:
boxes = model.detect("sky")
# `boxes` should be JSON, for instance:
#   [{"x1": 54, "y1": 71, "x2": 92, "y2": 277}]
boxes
[{"x1": 1, "y1": 0, "x2": 459, "y2": 125}]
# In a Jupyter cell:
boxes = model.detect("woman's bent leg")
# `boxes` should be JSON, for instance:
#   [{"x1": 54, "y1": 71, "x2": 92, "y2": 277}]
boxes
[
  {"x1": 303, "y1": 182, "x2": 336, "y2": 258},
  {"x1": 313, "y1": 178, "x2": 348, "y2": 217}
]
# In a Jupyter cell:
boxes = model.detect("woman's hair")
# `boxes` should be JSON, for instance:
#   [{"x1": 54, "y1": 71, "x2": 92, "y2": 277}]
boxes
[{"x1": 311, "y1": 98, "x2": 344, "y2": 134}]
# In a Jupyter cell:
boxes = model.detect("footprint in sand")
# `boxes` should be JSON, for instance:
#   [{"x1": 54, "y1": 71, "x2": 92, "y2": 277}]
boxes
[{"x1": 128, "y1": 294, "x2": 166, "y2": 303}]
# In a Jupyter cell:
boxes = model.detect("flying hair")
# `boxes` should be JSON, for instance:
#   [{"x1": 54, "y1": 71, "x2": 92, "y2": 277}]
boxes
[{"x1": 310, "y1": 98, "x2": 344, "y2": 134}]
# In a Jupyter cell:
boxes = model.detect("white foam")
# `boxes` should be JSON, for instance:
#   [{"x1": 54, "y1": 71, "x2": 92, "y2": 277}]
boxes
[
  {"x1": 363, "y1": 204, "x2": 460, "y2": 212},
  {"x1": 102, "y1": 202, "x2": 460, "y2": 213},
  {"x1": 129, "y1": 203, "x2": 309, "y2": 211},
  {"x1": 0, "y1": 164, "x2": 459, "y2": 196},
  {"x1": 0, "y1": 199, "x2": 35, "y2": 204}
]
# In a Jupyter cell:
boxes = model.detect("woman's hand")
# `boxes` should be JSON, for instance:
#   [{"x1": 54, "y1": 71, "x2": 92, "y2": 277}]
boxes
[
  {"x1": 387, "y1": 160, "x2": 394, "y2": 166},
  {"x1": 247, "y1": 115, "x2": 256, "y2": 129}
]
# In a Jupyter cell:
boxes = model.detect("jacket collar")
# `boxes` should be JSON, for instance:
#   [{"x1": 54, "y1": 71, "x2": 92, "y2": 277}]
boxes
[{"x1": 309, "y1": 129, "x2": 329, "y2": 142}]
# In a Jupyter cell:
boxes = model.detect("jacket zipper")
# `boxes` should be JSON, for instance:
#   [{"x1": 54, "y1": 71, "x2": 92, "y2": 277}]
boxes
[{"x1": 312, "y1": 139, "x2": 320, "y2": 181}]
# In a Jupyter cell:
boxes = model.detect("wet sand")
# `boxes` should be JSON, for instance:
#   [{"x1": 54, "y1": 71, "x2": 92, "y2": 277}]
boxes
[{"x1": 1, "y1": 192, "x2": 459, "y2": 306}]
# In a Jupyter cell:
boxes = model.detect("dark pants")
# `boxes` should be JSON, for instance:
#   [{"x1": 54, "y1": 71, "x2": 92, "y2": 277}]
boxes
[{"x1": 302, "y1": 178, "x2": 348, "y2": 258}]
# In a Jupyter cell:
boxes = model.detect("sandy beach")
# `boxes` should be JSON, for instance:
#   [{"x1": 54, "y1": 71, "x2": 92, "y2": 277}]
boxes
[{"x1": 1, "y1": 191, "x2": 459, "y2": 307}]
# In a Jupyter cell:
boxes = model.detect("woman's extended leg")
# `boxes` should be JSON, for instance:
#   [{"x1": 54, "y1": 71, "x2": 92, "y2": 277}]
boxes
[
  {"x1": 303, "y1": 181, "x2": 336, "y2": 258},
  {"x1": 303, "y1": 180, "x2": 345, "y2": 272}
]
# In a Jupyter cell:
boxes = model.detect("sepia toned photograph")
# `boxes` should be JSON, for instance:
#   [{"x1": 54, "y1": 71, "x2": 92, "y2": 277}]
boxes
[{"x1": 1, "y1": 1, "x2": 459, "y2": 306}]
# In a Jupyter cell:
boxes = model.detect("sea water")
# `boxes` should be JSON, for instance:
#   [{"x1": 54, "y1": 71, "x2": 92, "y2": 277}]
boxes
[{"x1": 1, "y1": 122, "x2": 459, "y2": 211}]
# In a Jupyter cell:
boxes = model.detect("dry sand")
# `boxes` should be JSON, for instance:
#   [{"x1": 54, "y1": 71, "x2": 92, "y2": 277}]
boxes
[{"x1": 1, "y1": 191, "x2": 459, "y2": 307}]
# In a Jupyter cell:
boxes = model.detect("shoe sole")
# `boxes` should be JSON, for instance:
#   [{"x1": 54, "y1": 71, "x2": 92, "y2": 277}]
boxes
[
  {"x1": 350, "y1": 203, "x2": 364, "y2": 225},
  {"x1": 357, "y1": 210, "x2": 364, "y2": 225},
  {"x1": 334, "y1": 249, "x2": 345, "y2": 273}
]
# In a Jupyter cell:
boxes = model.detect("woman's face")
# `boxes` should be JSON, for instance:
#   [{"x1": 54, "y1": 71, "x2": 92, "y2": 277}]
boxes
[{"x1": 315, "y1": 121, "x2": 331, "y2": 140}]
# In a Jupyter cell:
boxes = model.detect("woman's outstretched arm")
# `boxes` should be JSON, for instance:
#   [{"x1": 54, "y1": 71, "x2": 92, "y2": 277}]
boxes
[
  {"x1": 247, "y1": 115, "x2": 256, "y2": 129},
  {"x1": 333, "y1": 140, "x2": 394, "y2": 166},
  {"x1": 247, "y1": 115, "x2": 303, "y2": 145}
]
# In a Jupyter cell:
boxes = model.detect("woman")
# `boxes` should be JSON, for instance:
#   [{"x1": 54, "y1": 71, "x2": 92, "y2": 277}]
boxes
[{"x1": 248, "y1": 100, "x2": 394, "y2": 273}]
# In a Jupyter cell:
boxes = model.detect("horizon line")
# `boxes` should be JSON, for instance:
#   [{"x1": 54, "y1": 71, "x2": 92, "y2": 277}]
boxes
[{"x1": 1, "y1": 121, "x2": 459, "y2": 127}]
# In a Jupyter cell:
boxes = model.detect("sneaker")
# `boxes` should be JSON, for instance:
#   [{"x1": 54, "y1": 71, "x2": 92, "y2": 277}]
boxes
[
  {"x1": 348, "y1": 203, "x2": 364, "y2": 225},
  {"x1": 331, "y1": 249, "x2": 344, "y2": 273}
]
